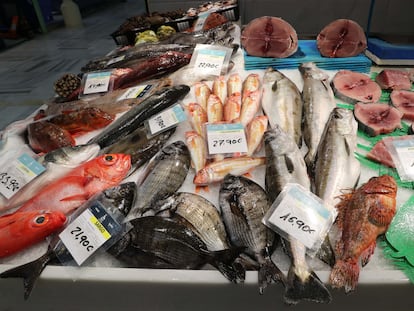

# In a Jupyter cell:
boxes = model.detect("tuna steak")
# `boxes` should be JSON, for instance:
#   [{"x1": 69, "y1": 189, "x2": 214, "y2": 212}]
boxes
[
  {"x1": 375, "y1": 69, "x2": 412, "y2": 90},
  {"x1": 241, "y1": 16, "x2": 298, "y2": 58},
  {"x1": 317, "y1": 19, "x2": 367, "y2": 58},
  {"x1": 366, "y1": 138, "x2": 395, "y2": 168},
  {"x1": 354, "y1": 102, "x2": 403, "y2": 136},
  {"x1": 390, "y1": 89, "x2": 414, "y2": 120},
  {"x1": 332, "y1": 70, "x2": 381, "y2": 104}
]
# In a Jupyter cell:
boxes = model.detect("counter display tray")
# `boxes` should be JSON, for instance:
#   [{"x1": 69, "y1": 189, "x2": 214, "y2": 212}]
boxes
[{"x1": 244, "y1": 40, "x2": 372, "y2": 73}]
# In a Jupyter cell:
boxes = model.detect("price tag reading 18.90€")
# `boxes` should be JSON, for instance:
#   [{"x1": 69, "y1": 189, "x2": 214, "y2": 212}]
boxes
[
  {"x1": 59, "y1": 203, "x2": 123, "y2": 265},
  {"x1": 0, "y1": 153, "x2": 45, "y2": 199},
  {"x1": 206, "y1": 123, "x2": 248, "y2": 155},
  {"x1": 263, "y1": 184, "x2": 335, "y2": 252}
]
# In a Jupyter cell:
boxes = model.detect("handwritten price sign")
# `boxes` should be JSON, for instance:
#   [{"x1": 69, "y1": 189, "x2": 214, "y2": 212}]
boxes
[
  {"x1": 83, "y1": 71, "x2": 112, "y2": 95},
  {"x1": 206, "y1": 123, "x2": 248, "y2": 155}
]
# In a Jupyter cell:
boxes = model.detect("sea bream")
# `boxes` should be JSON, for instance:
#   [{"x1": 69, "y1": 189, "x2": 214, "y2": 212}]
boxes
[
  {"x1": 264, "y1": 126, "x2": 332, "y2": 305},
  {"x1": 219, "y1": 174, "x2": 286, "y2": 293},
  {"x1": 0, "y1": 144, "x2": 100, "y2": 212},
  {"x1": 0, "y1": 182, "x2": 137, "y2": 299},
  {"x1": 300, "y1": 62, "x2": 336, "y2": 167},
  {"x1": 261, "y1": 67, "x2": 303, "y2": 146},
  {"x1": 125, "y1": 141, "x2": 191, "y2": 221},
  {"x1": 312, "y1": 108, "x2": 361, "y2": 266}
]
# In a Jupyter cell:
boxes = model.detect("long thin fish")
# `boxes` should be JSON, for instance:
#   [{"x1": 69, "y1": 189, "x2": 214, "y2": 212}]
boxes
[
  {"x1": 88, "y1": 85, "x2": 190, "y2": 148},
  {"x1": 264, "y1": 126, "x2": 332, "y2": 305}
]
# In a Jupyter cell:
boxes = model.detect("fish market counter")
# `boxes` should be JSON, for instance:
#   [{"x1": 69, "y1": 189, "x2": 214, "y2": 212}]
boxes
[{"x1": 0, "y1": 265, "x2": 411, "y2": 310}]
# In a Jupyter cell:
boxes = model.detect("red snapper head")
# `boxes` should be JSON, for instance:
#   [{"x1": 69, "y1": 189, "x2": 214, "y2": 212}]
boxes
[{"x1": 83, "y1": 153, "x2": 131, "y2": 184}]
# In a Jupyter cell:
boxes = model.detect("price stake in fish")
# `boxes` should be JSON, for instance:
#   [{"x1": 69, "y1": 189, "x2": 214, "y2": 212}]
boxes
[
  {"x1": 146, "y1": 104, "x2": 187, "y2": 136},
  {"x1": 59, "y1": 202, "x2": 123, "y2": 265},
  {"x1": 384, "y1": 137, "x2": 414, "y2": 181},
  {"x1": 0, "y1": 153, "x2": 45, "y2": 199},
  {"x1": 263, "y1": 183, "x2": 335, "y2": 252},
  {"x1": 206, "y1": 123, "x2": 248, "y2": 155},
  {"x1": 82, "y1": 71, "x2": 113, "y2": 95},
  {"x1": 191, "y1": 44, "x2": 232, "y2": 76}
]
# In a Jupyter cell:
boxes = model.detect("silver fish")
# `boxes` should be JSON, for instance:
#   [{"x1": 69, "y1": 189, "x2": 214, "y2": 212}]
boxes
[
  {"x1": 264, "y1": 126, "x2": 332, "y2": 305},
  {"x1": 312, "y1": 108, "x2": 360, "y2": 267},
  {"x1": 262, "y1": 67, "x2": 303, "y2": 146},
  {"x1": 0, "y1": 144, "x2": 100, "y2": 212},
  {"x1": 219, "y1": 174, "x2": 286, "y2": 293},
  {"x1": 0, "y1": 182, "x2": 138, "y2": 299},
  {"x1": 125, "y1": 141, "x2": 190, "y2": 221},
  {"x1": 300, "y1": 62, "x2": 336, "y2": 167},
  {"x1": 152, "y1": 192, "x2": 230, "y2": 251}
]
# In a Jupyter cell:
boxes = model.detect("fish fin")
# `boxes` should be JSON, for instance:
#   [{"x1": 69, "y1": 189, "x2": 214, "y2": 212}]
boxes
[
  {"x1": 329, "y1": 259, "x2": 359, "y2": 293},
  {"x1": 316, "y1": 236, "x2": 336, "y2": 267},
  {"x1": 258, "y1": 256, "x2": 286, "y2": 294},
  {"x1": 0, "y1": 250, "x2": 54, "y2": 300},
  {"x1": 360, "y1": 241, "x2": 376, "y2": 267},
  {"x1": 368, "y1": 203, "x2": 396, "y2": 227},
  {"x1": 242, "y1": 172, "x2": 252, "y2": 179},
  {"x1": 209, "y1": 247, "x2": 246, "y2": 283},
  {"x1": 284, "y1": 268, "x2": 332, "y2": 305},
  {"x1": 195, "y1": 185, "x2": 209, "y2": 193}
]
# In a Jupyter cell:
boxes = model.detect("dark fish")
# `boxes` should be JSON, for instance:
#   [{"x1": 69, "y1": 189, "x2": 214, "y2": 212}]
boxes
[
  {"x1": 101, "y1": 125, "x2": 175, "y2": 176},
  {"x1": 0, "y1": 182, "x2": 138, "y2": 300},
  {"x1": 27, "y1": 121, "x2": 75, "y2": 153},
  {"x1": 264, "y1": 126, "x2": 332, "y2": 305},
  {"x1": 108, "y1": 215, "x2": 243, "y2": 283},
  {"x1": 219, "y1": 174, "x2": 286, "y2": 294},
  {"x1": 126, "y1": 141, "x2": 190, "y2": 220},
  {"x1": 88, "y1": 85, "x2": 190, "y2": 148}
]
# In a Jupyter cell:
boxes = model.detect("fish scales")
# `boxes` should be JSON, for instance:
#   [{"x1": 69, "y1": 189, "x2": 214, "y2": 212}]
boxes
[
  {"x1": 300, "y1": 62, "x2": 336, "y2": 167},
  {"x1": 126, "y1": 141, "x2": 190, "y2": 220},
  {"x1": 152, "y1": 192, "x2": 230, "y2": 251},
  {"x1": 264, "y1": 126, "x2": 332, "y2": 305},
  {"x1": 261, "y1": 68, "x2": 303, "y2": 146},
  {"x1": 219, "y1": 174, "x2": 285, "y2": 293},
  {"x1": 88, "y1": 85, "x2": 190, "y2": 148}
]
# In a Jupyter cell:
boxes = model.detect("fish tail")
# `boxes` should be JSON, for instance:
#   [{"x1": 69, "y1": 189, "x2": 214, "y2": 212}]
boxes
[
  {"x1": 258, "y1": 257, "x2": 287, "y2": 294},
  {"x1": 329, "y1": 259, "x2": 359, "y2": 293},
  {"x1": 284, "y1": 267, "x2": 332, "y2": 305},
  {"x1": 209, "y1": 247, "x2": 246, "y2": 283},
  {"x1": 0, "y1": 251, "x2": 53, "y2": 299}
]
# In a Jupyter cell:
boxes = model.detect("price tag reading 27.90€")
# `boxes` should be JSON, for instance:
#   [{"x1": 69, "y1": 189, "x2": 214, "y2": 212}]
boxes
[
  {"x1": 0, "y1": 153, "x2": 45, "y2": 199},
  {"x1": 59, "y1": 203, "x2": 123, "y2": 265},
  {"x1": 206, "y1": 123, "x2": 248, "y2": 155}
]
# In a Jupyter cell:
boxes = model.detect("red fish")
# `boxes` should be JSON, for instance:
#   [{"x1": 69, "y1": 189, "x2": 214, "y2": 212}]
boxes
[
  {"x1": 48, "y1": 107, "x2": 115, "y2": 137},
  {"x1": 14, "y1": 154, "x2": 131, "y2": 216},
  {"x1": 329, "y1": 175, "x2": 397, "y2": 293},
  {"x1": 0, "y1": 211, "x2": 66, "y2": 258},
  {"x1": 27, "y1": 121, "x2": 75, "y2": 153}
]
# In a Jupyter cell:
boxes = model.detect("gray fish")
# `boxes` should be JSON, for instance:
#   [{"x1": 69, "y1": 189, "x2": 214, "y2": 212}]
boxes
[
  {"x1": 0, "y1": 182, "x2": 138, "y2": 300},
  {"x1": 312, "y1": 108, "x2": 360, "y2": 266},
  {"x1": 299, "y1": 62, "x2": 336, "y2": 167},
  {"x1": 101, "y1": 125, "x2": 175, "y2": 176},
  {"x1": 151, "y1": 192, "x2": 230, "y2": 251},
  {"x1": 88, "y1": 85, "x2": 190, "y2": 148},
  {"x1": 219, "y1": 174, "x2": 286, "y2": 294},
  {"x1": 0, "y1": 144, "x2": 100, "y2": 212},
  {"x1": 108, "y1": 215, "x2": 244, "y2": 283},
  {"x1": 125, "y1": 141, "x2": 190, "y2": 221},
  {"x1": 264, "y1": 126, "x2": 332, "y2": 305},
  {"x1": 262, "y1": 67, "x2": 303, "y2": 146}
]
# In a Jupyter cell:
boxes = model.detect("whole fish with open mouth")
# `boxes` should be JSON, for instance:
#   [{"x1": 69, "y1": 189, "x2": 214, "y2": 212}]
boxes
[
  {"x1": 108, "y1": 215, "x2": 244, "y2": 283},
  {"x1": 125, "y1": 141, "x2": 190, "y2": 221},
  {"x1": 88, "y1": 85, "x2": 190, "y2": 148},
  {"x1": 312, "y1": 108, "x2": 361, "y2": 266},
  {"x1": 261, "y1": 67, "x2": 303, "y2": 146},
  {"x1": 0, "y1": 144, "x2": 100, "y2": 212},
  {"x1": 101, "y1": 125, "x2": 175, "y2": 176},
  {"x1": 300, "y1": 62, "x2": 336, "y2": 167},
  {"x1": 219, "y1": 174, "x2": 286, "y2": 294},
  {"x1": 264, "y1": 126, "x2": 332, "y2": 305},
  {"x1": 0, "y1": 182, "x2": 137, "y2": 299}
]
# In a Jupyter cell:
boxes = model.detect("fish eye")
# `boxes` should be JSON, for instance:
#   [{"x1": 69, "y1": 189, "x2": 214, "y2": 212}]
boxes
[
  {"x1": 35, "y1": 215, "x2": 46, "y2": 224},
  {"x1": 105, "y1": 155, "x2": 114, "y2": 161}
]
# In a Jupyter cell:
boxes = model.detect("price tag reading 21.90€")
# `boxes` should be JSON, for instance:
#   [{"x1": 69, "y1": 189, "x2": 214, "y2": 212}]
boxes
[
  {"x1": 59, "y1": 203, "x2": 123, "y2": 265},
  {"x1": 191, "y1": 44, "x2": 232, "y2": 76}
]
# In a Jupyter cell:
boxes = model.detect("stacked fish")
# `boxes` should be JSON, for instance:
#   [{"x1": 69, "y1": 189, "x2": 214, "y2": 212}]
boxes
[{"x1": 184, "y1": 73, "x2": 268, "y2": 186}]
